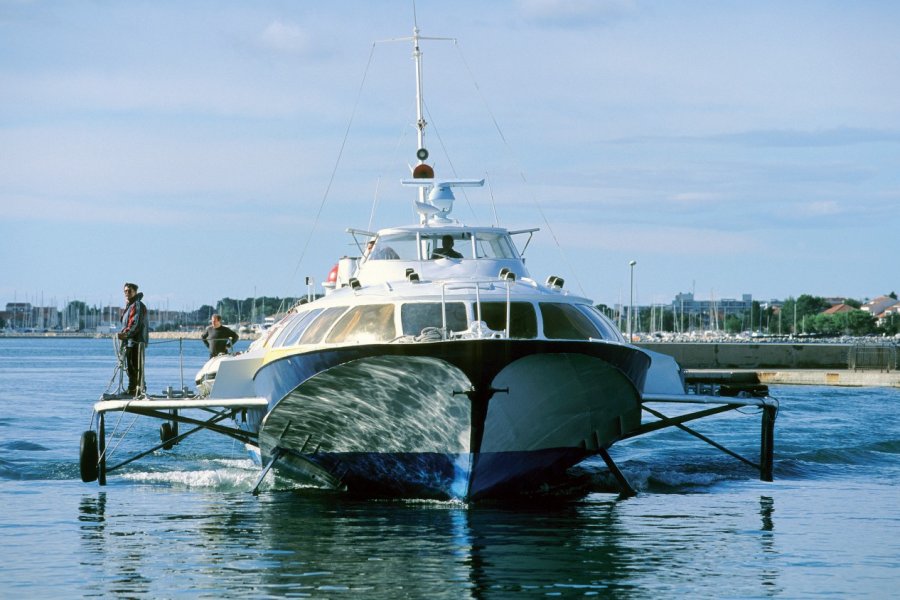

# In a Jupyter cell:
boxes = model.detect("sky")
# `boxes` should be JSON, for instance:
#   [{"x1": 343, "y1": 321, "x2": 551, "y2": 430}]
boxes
[{"x1": 2, "y1": 0, "x2": 899, "y2": 313}]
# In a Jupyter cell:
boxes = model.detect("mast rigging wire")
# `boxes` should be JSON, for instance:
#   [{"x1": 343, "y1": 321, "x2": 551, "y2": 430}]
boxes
[
  {"x1": 291, "y1": 43, "x2": 378, "y2": 283},
  {"x1": 451, "y1": 41, "x2": 587, "y2": 298},
  {"x1": 292, "y1": 30, "x2": 587, "y2": 299},
  {"x1": 423, "y1": 100, "x2": 478, "y2": 221},
  {"x1": 368, "y1": 122, "x2": 411, "y2": 233}
]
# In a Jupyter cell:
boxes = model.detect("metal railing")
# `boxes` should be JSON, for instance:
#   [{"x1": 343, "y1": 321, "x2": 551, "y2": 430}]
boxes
[
  {"x1": 848, "y1": 342, "x2": 897, "y2": 372},
  {"x1": 441, "y1": 280, "x2": 513, "y2": 339}
]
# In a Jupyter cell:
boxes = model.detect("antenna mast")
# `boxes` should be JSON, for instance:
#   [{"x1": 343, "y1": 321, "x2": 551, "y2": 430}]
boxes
[
  {"x1": 412, "y1": 26, "x2": 427, "y2": 204},
  {"x1": 413, "y1": 26, "x2": 426, "y2": 157},
  {"x1": 396, "y1": 21, "x2": 454, "y2": 203}
]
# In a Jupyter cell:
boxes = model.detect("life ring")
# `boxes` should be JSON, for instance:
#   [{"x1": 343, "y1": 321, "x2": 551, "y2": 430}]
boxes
[
  {"x1": 326, "y1": 263, "x2": 339, "y2": 284},
  {"x1": 80, "y1": 430, "x2": 99, "y2": 482}
]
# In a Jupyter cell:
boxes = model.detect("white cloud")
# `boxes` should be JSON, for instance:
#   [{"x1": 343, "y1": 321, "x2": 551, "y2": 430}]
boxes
[
  {"x1": 517, "y1": 0, "x2": 637, "y2": 27},
  {"x1": 260, "y1": 20, "x2": 313, "y2": 54},
  {"x1": 2, "y1": 1, "x2": 898, "y2": 308},
  {"x1": 800, "y1": 200, "x2": 842, "y2": 217},
  {"x1": 557, "y1": 222, "x2": 761, "y2": 255},
  {"x1": 0, "y1": 70, "x2": 312, "y2": 118},
  {"x1": 669, "y1": 192, "x2": 723, "y2": 205}
]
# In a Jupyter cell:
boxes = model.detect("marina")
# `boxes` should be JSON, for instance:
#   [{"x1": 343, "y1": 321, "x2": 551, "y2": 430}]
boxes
[
  {"x1": 2, "y1": 337, "x2": 898, "y2": 597},
  {"x1": 5, "y1": 3, "x2": 900, "y2": 597}
]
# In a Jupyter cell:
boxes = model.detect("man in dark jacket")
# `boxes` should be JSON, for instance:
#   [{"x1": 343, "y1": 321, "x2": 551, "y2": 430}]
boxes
[
  {"x1": 431, "y1": 235, "x2": 463, "y2": 259},
  {"x1": 201, "y1": 314, "x2": 239, "y2": 358},
  {"x1": 118, "y1": 282, "x2": 149, "y2": 396}
]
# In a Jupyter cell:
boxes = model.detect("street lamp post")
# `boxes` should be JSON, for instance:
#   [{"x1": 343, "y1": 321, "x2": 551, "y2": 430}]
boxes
[{"x1": 628, "y1": 260, "x2": 637, "y2": 341}]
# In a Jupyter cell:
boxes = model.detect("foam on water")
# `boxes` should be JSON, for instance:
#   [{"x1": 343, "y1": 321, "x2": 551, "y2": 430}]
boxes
[{"x1": 121, "y1": 457, "x2": 259, "y2": 491}]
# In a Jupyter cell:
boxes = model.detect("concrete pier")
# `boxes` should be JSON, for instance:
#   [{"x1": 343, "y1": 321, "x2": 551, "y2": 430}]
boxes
[
  {"x1": 640, "y1": 342, "x2": 900, "y2": 388},
  {"x1": 637, "y1": 341, "x2": 852, "y2": 369},
  {"x1": 684, "y1": 368, "x2": 900, "y2": 388}
]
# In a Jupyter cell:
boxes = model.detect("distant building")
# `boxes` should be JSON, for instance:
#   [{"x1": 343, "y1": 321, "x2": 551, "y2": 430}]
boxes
[
  {"x1": 671, "y1": 292, "x2": 754, "y2": 330},
  {"x1": 823, "y1": 297, "x2": 850, "y2": 307},
  {"x1": 861, "y1": 296, "x2": 899, "y2": 317},
  {"x1": 3, "y1": 302, "x2": 58, "y2": 330},
  {"x1": 874, "y1": 303, "x2": 900, "y2": 327},
  {"x1": 5, "y1": 302, "x2": 32, "y2": 319},
  {"x1": 823, "y1": 303, "x2": 856, "y2": 315}
]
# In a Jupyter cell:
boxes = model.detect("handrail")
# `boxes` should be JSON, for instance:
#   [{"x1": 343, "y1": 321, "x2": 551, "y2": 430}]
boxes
[{"x1": 439, "y1": 279, "x2": 513, "y2": 339}]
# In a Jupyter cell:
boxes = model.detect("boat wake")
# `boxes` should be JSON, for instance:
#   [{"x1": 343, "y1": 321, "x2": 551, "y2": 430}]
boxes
[{"x1": 121, "y1": 458, "x2": 260, "y2": 492}]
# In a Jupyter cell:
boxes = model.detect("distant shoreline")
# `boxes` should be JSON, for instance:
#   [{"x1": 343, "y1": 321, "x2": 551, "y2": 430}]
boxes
[
  {"x1": 3, "y1": 334, "x2": 895, "y2": 386},
  {"x1": 0, "y1": 331, "x2": 260, "y2": 341}
]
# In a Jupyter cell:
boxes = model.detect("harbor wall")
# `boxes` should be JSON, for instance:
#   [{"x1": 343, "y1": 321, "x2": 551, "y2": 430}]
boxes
[{"x1": 636, "y1": 342, "x2": 851, "y2": 369}]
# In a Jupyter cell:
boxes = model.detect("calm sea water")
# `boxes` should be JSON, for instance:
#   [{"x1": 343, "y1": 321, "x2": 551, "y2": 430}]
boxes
[{"x1": 1, "y1": 337, "x2": 898, "y2": 598}]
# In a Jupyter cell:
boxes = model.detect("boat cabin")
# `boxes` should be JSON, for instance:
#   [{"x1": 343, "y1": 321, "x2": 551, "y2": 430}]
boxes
[
  {"x1": 326, "y1": 225, "x2": 536, "y2": 290},
  {"x1": 258, "y1": 294, "x2": 625, "y2": 356}
]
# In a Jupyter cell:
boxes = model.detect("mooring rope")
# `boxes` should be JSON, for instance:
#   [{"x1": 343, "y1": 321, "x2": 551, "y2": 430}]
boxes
[
  {"x1": 97, "y1": 408, "x2": 141, "y2": 464},
  {"x1": 94, "y1": 337, "x2": 144, "y2": 464}
]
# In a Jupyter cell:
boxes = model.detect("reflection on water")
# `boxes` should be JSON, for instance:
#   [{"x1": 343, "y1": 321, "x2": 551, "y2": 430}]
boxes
[
  {"x1": 68, "y1": 489, "x2": 796, "y2": 598},
  {"x1": 78, "y1": 492, "x2": 106, "y2": 539},
  {"x1": 4, "y1": 340, "x2": 899, "y2": 598},
  {"x1": 760, "y1": 495, "x2": 774, "y2": 532},
  {"x1": 758, "y1": 496, "x2": 781, "y2": 596}
]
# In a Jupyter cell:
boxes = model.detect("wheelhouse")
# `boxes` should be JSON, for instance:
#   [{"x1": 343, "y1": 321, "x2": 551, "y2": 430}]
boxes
[{"x1": 365, "y1": 229, "x2": 519, "y2": 262}]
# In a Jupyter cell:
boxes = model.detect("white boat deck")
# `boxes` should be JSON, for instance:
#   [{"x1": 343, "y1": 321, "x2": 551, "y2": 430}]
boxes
[{"x1": 94, "y1": 395, "x2": 268, "y2": 412}]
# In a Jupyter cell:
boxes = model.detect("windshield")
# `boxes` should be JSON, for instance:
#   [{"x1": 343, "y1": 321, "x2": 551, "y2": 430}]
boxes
[
  {"x1": 480, "y1": 302, "x2": 537, "y2": 338},
  {"x1": 540, "y1": 302, "x2": 602, "y2": 340},
  {"x1": 326, "y1": 304, "x2": 396, "y2": 344},
  {"x1": 401, "y1": 302, "x2": 468, "y2": 336},
  {"x1": 473, "y1": 232, "x2": 516, "y2": 259},
  {"x1": 368, "y1": 230, "x2": 518, "y2": 261},
  {"x1": 579, "y1": 305, "x2": 625, "y2": 342},
  {"x1": 271, "y1": 308, "x2": 323, "y2": 347},
  {"x1": 367, "y1": 233, "x2": 417, "y2": 261}
]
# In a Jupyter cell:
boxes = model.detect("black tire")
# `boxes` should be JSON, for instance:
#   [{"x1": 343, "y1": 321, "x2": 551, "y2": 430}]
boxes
[
  {"x1": 80, "y1": 430, "x2": 99, "y2": 482},
  {"x1": 160, "y1": 422, "x2": 176, "y2": 450}
]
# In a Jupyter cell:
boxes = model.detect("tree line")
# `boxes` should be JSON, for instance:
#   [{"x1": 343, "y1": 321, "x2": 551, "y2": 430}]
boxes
[
  {"x1": 200, "y1": 296, "x2": 303, "y2": 328},
  {"x1": 5, "y1": 293, "x2": 897, "y2": 337},
  {"x1": 0, "y1": 296, "x2": 303, "y2": 332},
  {"x1": 597, "y1": 293, "x2": 899, "y2": 337}
]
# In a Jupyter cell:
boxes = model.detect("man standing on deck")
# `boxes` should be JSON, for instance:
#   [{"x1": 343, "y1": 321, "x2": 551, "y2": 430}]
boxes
[
  {"x1": 201, "y1": 314, "x2": 239, "y2": 358},
  {"x1": 118, "y1": 282, "x2": 149, "y2": 396}
]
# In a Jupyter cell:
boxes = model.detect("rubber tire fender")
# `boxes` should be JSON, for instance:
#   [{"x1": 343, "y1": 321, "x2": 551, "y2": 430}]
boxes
[
  {"x1": 160, "y1": 422, "x2": 176, "y2": 451},
  {"x1": 80, "y1": 430, "x2": 99, "y2": 483}
]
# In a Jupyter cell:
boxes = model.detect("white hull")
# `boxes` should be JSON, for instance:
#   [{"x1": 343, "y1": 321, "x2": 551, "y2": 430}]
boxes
[{"x1": 245, "y1": 340, "x2": 647, "y2": 500}]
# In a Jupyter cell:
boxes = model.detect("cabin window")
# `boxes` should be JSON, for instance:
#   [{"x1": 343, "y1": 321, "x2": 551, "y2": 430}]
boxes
[
  {"x1": 271, "y1": 312, "x2": 302, "y2": 347},
  {"x1": 296, "y1": 306, "x2": 348, "y2": 345},
  {"x1": 325, "y1": 304, "x2": 396, "y2": 344},
  {"x1": 480, "y1": 302, "x2": 537, "y2": 338},
  {"x1": 539, "y1": 303, "x2": 602, "y2": 340},
  {"x1": 473, "y1": 232, "x2": 516, "y2": 259},
  {"x1": 425, "y1": 233, "x2": 469, "y2": 260},
  {"x1": 401, "y1": 302, "x2": 467, "y2": 336},
  {"x1": 274, "y1": 308, "x2": 324, "y2": 347},
  {"x1": 368, "y1": 233, "x2": 417, "y2": 261},
  {"x1": 578, "y1": 305, "x2": 625, "y2": 342}
]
